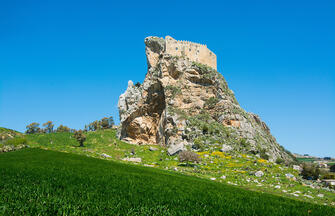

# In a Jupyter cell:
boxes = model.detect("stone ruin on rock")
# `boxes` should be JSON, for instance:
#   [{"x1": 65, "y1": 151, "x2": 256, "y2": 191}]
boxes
[{"x1": 117, "y1": 35, "x2": 294, "y2": 162}]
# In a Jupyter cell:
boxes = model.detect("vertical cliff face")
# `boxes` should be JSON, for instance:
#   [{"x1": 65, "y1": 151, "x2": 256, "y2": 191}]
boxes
[{"x1": 118, "y1": 36, "x2": 294, "y2": 162}]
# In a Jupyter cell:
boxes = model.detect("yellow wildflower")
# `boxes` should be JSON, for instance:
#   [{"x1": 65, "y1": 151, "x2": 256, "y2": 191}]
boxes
[
  {"x1": 257, "y1": 159, "x2": 267, "y2": 163},
  {"x1": 211, "y1": 151, "x2": 225, "y2": 158}
]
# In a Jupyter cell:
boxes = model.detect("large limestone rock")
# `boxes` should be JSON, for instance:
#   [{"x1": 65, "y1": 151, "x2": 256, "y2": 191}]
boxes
[{"x1": 118, "y1": 36, "x2": 294, "y2": 162}]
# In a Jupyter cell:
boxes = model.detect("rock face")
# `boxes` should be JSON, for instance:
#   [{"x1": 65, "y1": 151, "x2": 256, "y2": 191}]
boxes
[{"x1": 118, "y1": 36, "x2": 294, "y2": 162}]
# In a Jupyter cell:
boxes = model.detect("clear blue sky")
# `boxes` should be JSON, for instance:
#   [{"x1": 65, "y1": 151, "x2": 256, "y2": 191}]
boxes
[{"x1": 0, "y1": 0, "x2": 334, "y2": 157}]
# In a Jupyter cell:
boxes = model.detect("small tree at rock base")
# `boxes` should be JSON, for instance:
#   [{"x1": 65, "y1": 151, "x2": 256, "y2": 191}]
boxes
[{"x1": 73, "y1": 130, "x2": 86, "y2": 147}]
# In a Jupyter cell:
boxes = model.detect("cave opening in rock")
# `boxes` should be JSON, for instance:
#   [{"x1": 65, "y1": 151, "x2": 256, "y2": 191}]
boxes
[{"x1": 123, "y1": 81, "x2": 166, "y2": 145}]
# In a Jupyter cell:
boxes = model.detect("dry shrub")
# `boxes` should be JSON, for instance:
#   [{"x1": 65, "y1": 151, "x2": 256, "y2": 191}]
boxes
[{"x1": 178, "y1": 151, "x2": 200, "y2": 164}]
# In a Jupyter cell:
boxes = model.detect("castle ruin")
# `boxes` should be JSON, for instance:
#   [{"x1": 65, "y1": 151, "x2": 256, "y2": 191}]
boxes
[{"x1": 165, "y1": 36, "x2": 217, "y2": 70}]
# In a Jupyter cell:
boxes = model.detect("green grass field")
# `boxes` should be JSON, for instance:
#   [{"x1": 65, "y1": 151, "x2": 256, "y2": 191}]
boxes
[
  {"x1": 0, "y1": 148, "x2": 334, "y2": 216},
  {"x1": 2, "y1": 129, "x2": 334, "y2": 207}
]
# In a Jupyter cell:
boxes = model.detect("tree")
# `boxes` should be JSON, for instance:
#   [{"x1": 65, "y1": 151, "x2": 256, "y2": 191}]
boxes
[
  {"x1": 56, "y1": 125, "x2": 70, "y2": 133},
  {"x1": 108, "y1": 116, "x2": 114, "y2": 128},
  {"x1": 89, "y1": 120, "x2": 100, "y2": 131},
  {"x1": 25, "y1": 122, "x2": 40, "y2": 134},
  {"x1": 73, "y1": 130, "x2": 86, "y2": 147},
  {"x1": 100, "y1": 117, "x2": 110, "y2": 129},
  {"x1": 86, "y1": 116, "x2": 114, "y2": 131},
  {"x1": 42, "y1": 121, "x2": 54, "y2": 133}
]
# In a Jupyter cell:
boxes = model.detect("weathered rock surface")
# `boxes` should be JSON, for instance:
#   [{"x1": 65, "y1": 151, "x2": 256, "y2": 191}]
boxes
[{"x1": 118, "y1": 36, "x2": 294, "y2": 162}]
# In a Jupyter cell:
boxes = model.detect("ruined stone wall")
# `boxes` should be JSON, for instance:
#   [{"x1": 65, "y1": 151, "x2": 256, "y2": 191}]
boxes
[{"x1": 165, "y1": 36, "x2": 217, "y2": 70}]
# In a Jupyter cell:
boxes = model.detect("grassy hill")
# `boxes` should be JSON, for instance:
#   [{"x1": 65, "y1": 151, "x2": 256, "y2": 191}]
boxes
[
  {"x1": 19, "y1": 129, "x2": 335, "y2": 206},
  {"x1": 1, "y1": 148, "x2": 334, "y2": 215},
  {"x1": 1, "y1": 129, "x2": 334, "y2": 211},
  {"x1": 0, "y1": 127, "x2": 22, "y2": 143},
  {"x1": 0, "y1": 127, "x2": 25, "y2": 152}
]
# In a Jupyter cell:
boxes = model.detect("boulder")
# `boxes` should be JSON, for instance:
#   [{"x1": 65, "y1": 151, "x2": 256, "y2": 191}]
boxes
[
  {"x1": 293, "y1": 165, "x2": 302, "y2": 172},
  {"x1": 122, "y1": 157, "x2": 142, "y2": 163},
  {"x1": 255, "y1": 171, "x2": 264, "y2": 177},
  {"x1": 101, "y1": 153, "x2": 112, "y2": 158},
  {"x1": 285, "y1": 173, "x2": 295, "y2": 178},
  {"x1": 149, "y1": 147, "x2": 158, "y2": 151},
  {"x1": 220, "y1": 144, "x2": 232, "y2": 153},
  {"x1": 167, "y1": 142, "x2": 185, "y2": 156}
]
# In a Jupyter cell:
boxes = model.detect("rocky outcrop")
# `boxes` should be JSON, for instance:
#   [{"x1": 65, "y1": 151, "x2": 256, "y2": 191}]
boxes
[
  {"x1": 118, "y1": 36, "x2": 294, "y2": 162},
  {"x1": 0, "y1": 144, "x2": 28, "y2": 153},
  {"x1": 0, "y1": 127, "x2": 22, "y2": 142}
]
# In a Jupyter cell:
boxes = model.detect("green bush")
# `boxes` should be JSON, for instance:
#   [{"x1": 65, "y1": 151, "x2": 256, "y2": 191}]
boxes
[
  {"x1": 240, "y1": 138, "x2": 249, "y2": 148},
  {"x1": 275, "y1": 158, "x2": 284, "y2": 164},
  {"x1": 204, "y1": 97, "x2": 219, "y2": 109},
  {"x1": 260, "y1": 149, "x2": 269, "y2": 160},
  {"x1": 322, "y1": 173, "x2": 335, "y2": 180},
  {"x1": 166, "y1": 85, "x2": 181, "y2": 98},
  {"x1": 4, "y1": 137, "x2": 27, "y2": 146},
  {"x1": 193, "y1": 139, "x2": 205, "y2": 151},
  {"x1": 301, "y1": 163, "x2": 320, "y2": 180}
]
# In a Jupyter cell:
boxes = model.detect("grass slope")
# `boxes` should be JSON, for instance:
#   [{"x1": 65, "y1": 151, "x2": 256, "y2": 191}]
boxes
[
  {"x1": 0, "y1": 149, "x2": 334, "y2": 216},
  {"x1": 0, "y1": 127, "x2": 22, "y2": 143},
  {"x1": 22, "y1": 130, "x2": 335, "y2": 206},
  {"x1": 0, "y1": 127, "x2": 21, "y2": 134}
]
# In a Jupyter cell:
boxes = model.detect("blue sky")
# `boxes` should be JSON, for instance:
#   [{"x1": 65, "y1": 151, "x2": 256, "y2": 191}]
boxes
[{"x1": 0, "y1": 0, "x2": 334, "y2": 156}]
